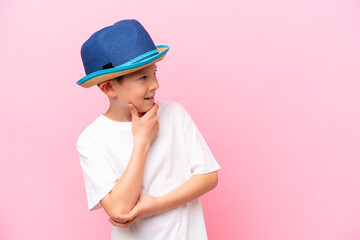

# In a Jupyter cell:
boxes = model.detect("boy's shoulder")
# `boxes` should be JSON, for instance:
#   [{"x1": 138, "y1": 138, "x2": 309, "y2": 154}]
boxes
[
  {"x1": 158, "y1": 100, "x2": 187, "y2": 113},
  {"x1": 76, "y1": 115, "x2": 104, "y2": 147}
]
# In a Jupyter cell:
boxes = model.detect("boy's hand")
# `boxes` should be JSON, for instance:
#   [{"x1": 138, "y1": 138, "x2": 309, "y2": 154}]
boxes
[
  {"x1": 108, "y1": 193, "x2": 159, "y2": 228},
  {"x1": 129, "y1": 103, "x2": 160, "y2": 147}
]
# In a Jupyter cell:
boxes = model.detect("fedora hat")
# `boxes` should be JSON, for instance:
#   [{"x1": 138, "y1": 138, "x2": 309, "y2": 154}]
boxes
[{"x1": 77, "y1": 19, "x2": 169, "y2": 88}]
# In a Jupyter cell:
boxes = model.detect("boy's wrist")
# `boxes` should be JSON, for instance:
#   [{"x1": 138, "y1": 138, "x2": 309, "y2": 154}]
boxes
[
  {"x1": 135, "y1": 194, "x2": 163, "y2": 220},
  {"x1": 153, "y1": 195, "x2": 167, "y2": 215},
  {"x1": 133, "y1": 138, "x2": 151, "y2": 151}
]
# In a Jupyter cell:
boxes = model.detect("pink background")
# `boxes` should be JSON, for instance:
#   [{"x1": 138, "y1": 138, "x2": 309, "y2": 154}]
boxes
[{"x1": 1, "y1": 0, "x2": 360, "y2": 239}]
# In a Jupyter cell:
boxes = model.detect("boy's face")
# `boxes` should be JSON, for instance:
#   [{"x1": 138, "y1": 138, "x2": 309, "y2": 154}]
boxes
[{"x1": 112, "y1": 64, "x2": 159, "y2": 113}]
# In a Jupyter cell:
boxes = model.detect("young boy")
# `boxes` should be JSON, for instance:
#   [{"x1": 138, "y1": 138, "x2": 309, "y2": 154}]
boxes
[{"x1": 76, "y1": 19, "x2": 220, "y2": 239}]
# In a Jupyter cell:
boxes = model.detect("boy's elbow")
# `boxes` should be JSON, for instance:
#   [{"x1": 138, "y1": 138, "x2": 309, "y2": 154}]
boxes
[
  {"x1": 100, "y1": 193, "x2": 133, "y2": 218},
  {"x1": 106, "y1": 205, "x2": 130, "y2": 219}
]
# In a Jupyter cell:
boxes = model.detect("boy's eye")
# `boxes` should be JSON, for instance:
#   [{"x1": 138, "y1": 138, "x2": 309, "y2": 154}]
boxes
[{"x1": 139, "y1": 70, "x2": 157, "y2": 80}]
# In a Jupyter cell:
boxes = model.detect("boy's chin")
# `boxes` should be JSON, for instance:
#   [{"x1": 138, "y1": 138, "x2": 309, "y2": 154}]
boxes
[{"x1": 138, "y1": 102, "x2": 154, "y2": 113}]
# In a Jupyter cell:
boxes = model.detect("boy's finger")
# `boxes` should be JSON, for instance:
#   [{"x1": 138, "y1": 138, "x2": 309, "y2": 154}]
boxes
[
  {"x1": 109, "y1": 217, "x2": 137, "y2": 228},
  {"x1": 128, "y1": 103, "x2": 139, "y2": 120},
  {"x1": 114, "y1": 212, "x2": 136, "y2": 222},
  {"x1": 144, "y1": 103, "x2": 159, "y2": 117},
  {"x1": 108, "y1": 218, "x2": 129, "y2": 228},
  {"x1": 110, "y1": 217, "x2": 128, "y2": 224}
]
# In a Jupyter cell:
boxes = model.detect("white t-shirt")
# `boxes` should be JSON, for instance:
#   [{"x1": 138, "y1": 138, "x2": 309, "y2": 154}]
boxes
[{"x1": 77, "y1": 101, "x2": 220, "y2": 240}]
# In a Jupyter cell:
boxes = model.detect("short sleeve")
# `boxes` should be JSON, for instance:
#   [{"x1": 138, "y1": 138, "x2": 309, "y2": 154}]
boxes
[
  {"x1": 77, "y1": 138, "x2": 118, "y2": 211},
  {"x1": 183, "y1": 110, "x2": 221, "y2": 175}
]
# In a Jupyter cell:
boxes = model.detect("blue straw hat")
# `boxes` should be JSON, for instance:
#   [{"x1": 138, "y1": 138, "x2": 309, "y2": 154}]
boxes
[{"x1": 77, "y1": 19, "x2": 169, "y2": 88}]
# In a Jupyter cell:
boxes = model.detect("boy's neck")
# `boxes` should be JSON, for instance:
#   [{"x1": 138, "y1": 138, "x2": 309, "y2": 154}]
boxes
[{"x1": 104, "y1": 103, "x2": 132, "y2": 122}]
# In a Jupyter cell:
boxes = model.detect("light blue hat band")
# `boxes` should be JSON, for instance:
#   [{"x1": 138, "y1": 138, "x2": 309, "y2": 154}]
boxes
[{"x1": 121, "y1": 49, "x2": 159, "y2": 66}]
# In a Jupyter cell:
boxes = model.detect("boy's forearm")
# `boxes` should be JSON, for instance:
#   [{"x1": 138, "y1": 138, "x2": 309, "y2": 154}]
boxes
[
  {"x1": 155, "y1": 171, "x2": 218, "y2": 215},
  {"x1": 107, "y1": 171, "x2": 219, "y2": 226},
  {"x1": 101, "y1": 140, "x2": 149, "y2": 216}
]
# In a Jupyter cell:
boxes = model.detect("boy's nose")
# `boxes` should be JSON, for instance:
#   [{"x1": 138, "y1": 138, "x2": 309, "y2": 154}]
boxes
[{"x1": 151, "y1": 77, "x2": 160, "y2": 90}]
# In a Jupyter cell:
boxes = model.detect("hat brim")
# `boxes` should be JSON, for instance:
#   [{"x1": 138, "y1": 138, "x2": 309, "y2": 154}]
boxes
[{"x1": 77, "y1": 45, "x2": 169, "y2": 88}]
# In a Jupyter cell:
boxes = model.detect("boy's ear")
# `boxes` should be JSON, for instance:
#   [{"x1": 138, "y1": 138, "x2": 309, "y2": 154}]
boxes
[{"x1": 98, "y1": 80, "x2": 117, "y2": 98}]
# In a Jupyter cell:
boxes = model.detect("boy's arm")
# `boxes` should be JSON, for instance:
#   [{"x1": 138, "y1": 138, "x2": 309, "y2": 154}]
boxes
[
  {"x1": 156, "y1": 171, "x2": 218, "y2": 214},
  {"x1": 109, "y1": 171, "x2": 218, "y2": 227},
  {"x1": 100, "y1": 140, "x2": 149, "y2": 218},
  {"x1": 100, "y1": 103, "x2": 160, "y2": 219}
]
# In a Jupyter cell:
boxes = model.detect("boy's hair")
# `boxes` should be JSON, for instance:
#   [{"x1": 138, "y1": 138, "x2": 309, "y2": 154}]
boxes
[
  {"x1": 114, "y1": 75, "x2": 124, "y2": 84},
  {"x1": 97, "y1": 75, "x2": 123, "y2": 87}
]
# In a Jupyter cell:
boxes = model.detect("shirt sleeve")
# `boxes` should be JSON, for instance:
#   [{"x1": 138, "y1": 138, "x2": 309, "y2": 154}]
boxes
[
  {"x1": 77, "y1": 137, "x2": 118, "y2": 211},
  {"x1": 183, "y1": 109, "x2": 221, "y2": 175}
]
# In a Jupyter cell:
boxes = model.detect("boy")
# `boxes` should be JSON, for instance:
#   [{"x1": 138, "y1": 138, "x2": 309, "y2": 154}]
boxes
[{"x1": 76, "y1": 19, "x2": 220, "y2": 239}]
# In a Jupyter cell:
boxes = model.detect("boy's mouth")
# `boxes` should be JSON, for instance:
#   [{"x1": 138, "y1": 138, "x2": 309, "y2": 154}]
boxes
[{"x1": 144, "y1": 96, "x2": 154, "y2": 102}]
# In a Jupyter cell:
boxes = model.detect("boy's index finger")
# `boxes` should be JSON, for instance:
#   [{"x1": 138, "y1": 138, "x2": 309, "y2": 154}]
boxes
[
  {"x1": 128, "y1": 103, "x2": 140, "y2": 120},
  {"x1": 143, "y1": 103, "x2": 159, "y2": 117}
]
